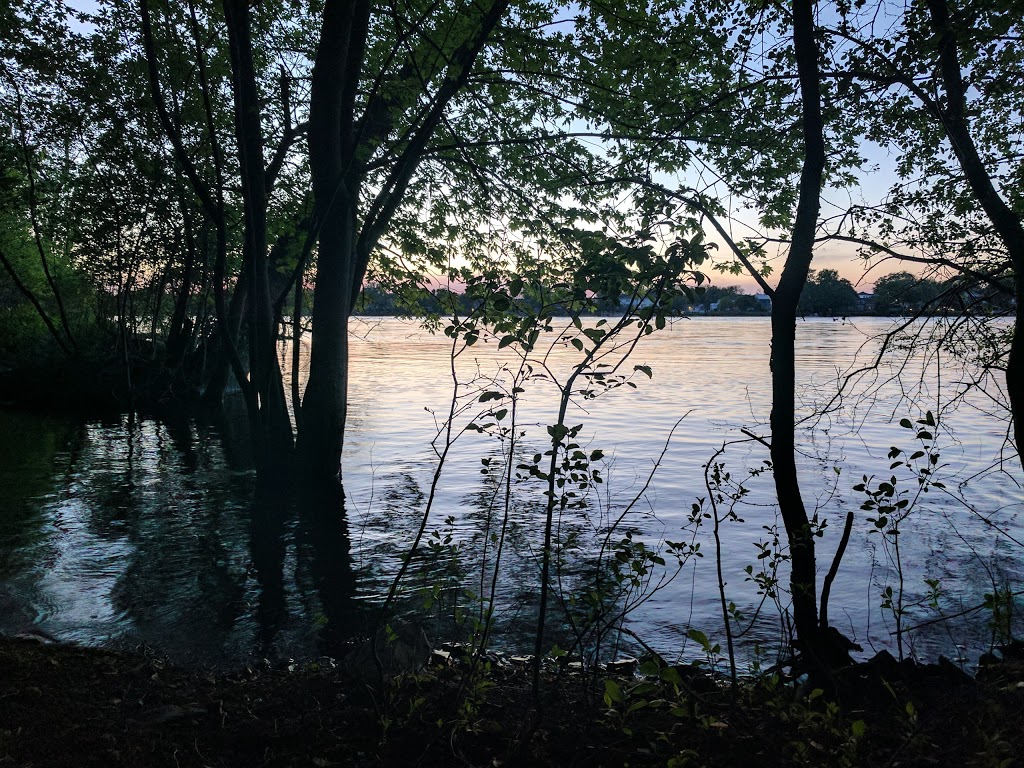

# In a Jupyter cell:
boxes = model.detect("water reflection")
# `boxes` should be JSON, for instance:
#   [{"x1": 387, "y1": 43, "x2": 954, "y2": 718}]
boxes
[
  {"x1": 0, "y1": 407, "x2": 366, "y2": 667},
  {"x1": 295, "y1": 483, "x2": 356, "y2": 651},
  {"x1": 251, "y1": 486, "x2": 289, "y2": 652},
  {"x1": 1, "y1": 317, "x2": 1022, "y2": 670}
]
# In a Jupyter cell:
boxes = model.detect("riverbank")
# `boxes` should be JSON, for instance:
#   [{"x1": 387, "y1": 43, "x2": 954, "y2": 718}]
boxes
[{"x1": 2, "y1": 636, "x2": 1023, "y2": 767}]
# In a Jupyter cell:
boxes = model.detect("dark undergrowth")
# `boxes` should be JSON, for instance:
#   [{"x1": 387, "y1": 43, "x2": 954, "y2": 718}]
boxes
[{"x1": 2, "y1": 637, "x2": 1023, "y2": 767}]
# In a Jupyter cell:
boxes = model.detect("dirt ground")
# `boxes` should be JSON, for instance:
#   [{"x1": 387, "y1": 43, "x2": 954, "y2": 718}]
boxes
[{"x1": 2, "y1": 637, "x2": 1023, "y2": 767}]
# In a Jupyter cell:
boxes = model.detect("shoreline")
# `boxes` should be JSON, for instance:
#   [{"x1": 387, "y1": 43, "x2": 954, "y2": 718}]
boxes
[{"x1": 3, "y1": 635, "x2": 1023, "y2": 767}]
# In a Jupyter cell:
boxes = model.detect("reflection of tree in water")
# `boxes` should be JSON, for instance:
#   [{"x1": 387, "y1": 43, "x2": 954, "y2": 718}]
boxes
[
  {"x1": 351, "y1": 470, "x2": 425, "y2": 576},
  {"x1": 95, "y1": 414, "x2": 257, "y2": 661},
  {"x1": 294, "y1": 483, "x2": 357, "y2": 655},
  {"x1": 106, "y1": 419, "x2": 251, "y2": 660},
  {"x1": 250, "y1": 480, "x2": 359, "y2": 659},
  {"x1": 0, "y1": 411, "x2": 81, "y2": 574},
  {"x1": 250, "y1": 487, "x2": 287, "y2": 653},
  {"x1": 72, "y1": 408, "x2": 362, "y2": 665}
]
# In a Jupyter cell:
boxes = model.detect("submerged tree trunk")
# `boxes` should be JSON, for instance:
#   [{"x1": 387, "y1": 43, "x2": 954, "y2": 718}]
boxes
[
  {"x1": 770, "y1": 0, "x2": 827, "y2": 669},
  {"x1": 297, "y1": 0, "x2": 370, "y2": 483},
  {"x1": 298, "y1": 203, "x2": 357, "y2": 482},
  {"x1": 297, "y1": 0, "x2": 509, "y2": 483},
  {"x1": 201, "y1": 278, "x2": 249, "y2": 405},
  {"x1": 223, "y1": 0, "x2": 294, "y2": 473}
]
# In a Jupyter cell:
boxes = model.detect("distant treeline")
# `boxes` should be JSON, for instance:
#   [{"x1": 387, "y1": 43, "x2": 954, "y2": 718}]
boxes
[{"x1": 354, "y1": 269, "x2": 1016, "y2": 318}]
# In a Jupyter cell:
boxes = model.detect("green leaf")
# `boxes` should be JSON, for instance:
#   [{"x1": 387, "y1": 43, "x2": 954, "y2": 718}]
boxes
[
  {"x1": 634, "y1": 364, "x2": 653, "y2": 378},
  {"x1": 547, "y1": 423, "x2": 568, "y2": 442},
  {"x1": 630, "y1": 682, "x2": 658, "y2": 697},
  {"x1": 660, "y1": 666, "x2": 683, "y2": 686},
  {"x1": 686, "y1": 628, "x2": 710, "y2": 650},
  {"x1": 638, "y1": 659, "x2": 660, "y2": 677},
  {"x1": 604, "y1": 679, "x2": 623, "y2": 705}
]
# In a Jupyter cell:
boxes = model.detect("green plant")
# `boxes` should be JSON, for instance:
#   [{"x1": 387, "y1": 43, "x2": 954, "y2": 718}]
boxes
[
  {"x1": 853, "y1": 411, "x2": 944, "y2": 659},
  {"x1": 984, "y1": 582, "x2": 1018, "y2": 648},
  {"x1": 600, "y1": 654, "x2": 698, "y2": 736}
]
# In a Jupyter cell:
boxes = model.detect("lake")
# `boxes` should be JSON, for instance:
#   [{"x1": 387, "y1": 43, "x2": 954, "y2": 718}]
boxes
[{"x1": 1, "y1": 316, "x2": 1021, "y2": 670}]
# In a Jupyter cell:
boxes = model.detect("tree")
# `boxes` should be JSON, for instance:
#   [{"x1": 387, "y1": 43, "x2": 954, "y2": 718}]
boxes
[
  {"x1": 799, "y1": 269, "x2": 859, "y2": 316},
  {"x1": 140, "y1": 0, "x2": 303, "y2": 471},
  {"x1": 692, "y1": 285, "x2": 741, "y2": 312},
  {"x1": 4, "y1": 0, "x2": 614, "y2": 481},
  {"x1": 872, "y1": 271, "x2": 943, "y2": 314},
  {"x1": 0, "y1": 3, "x2": 87, "y2": 361},
  {"x1": 567, "y1": 0, "x2": 864, "y2": 670},
  {"x1": 828, "y1": 0, "x2": 1024, "y2": 465},
  {"x1": 765, "y1": 0, "x2": 839, "y2": 674},
  {"x1": 298, "y1": 0, "x2": 593, "y2": 482},
  {"x1": 718, "y1": 291, "x2": 764, "y2": 313}
]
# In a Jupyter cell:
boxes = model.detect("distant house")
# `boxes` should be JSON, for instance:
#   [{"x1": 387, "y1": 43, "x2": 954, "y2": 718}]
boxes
[
  {"x1": 857, "y1": 292, "x2": 874, "y2": 312},
  {"x1": 754, "y1": 293, "x2": 772, "y2": 310},
  {"x1": 618, "y1": 295, "x2": 656, "y2": 309}
]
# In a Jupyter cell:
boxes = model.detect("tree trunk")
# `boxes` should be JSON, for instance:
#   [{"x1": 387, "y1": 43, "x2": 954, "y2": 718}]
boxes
[
  {"x1": 298, "y1": 0, "x2": 370, "y2": 484},
  {"x1": 298, "y1": 202, "x2": 356, "y2": 482},
  {"x1": 201, "y1": 274, "x2": 249, "y2": 403},
  {"x1": 297, "y1": 0, "x2": 509, "y2": 483},
  {"x1": 166, "y1": 201, "x2": 197, "y2": 369},
  {"x1": 771, "y1": 0, "x2": 827, "y2": 669},
  {"x1": 223, "y1": 0, "x2": 293, "y2": 472}
]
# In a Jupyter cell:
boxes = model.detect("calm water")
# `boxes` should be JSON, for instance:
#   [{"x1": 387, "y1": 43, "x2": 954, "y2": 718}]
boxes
[{"x1": 1, "y1": 317, "x2": 1021, "y2": 668}]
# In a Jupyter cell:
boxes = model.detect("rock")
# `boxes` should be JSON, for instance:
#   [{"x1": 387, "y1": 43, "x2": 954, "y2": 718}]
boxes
[
  {"x1": 865, "y1": 649, "x2": 902, "y2": 680},
  {"x1": 979, "y1": 651, "x2": 1002, "y2": 668},
  {"x1": 13, "y1": 628, "x2": 57, "y2": 645},
  {"x1": 440, "y1": 642, "x2": 469, "y2": 658},
  {"x1": 430, "y1": 649, "x2": 452, "y2": 666},
  {"x1": 606, "y1": 657, "x2": 638, "y2": 674},
  {"x1": 823, "y1": 626, "x2": 863, "y2": 654},
  {"x1": 1000, "y1": 640, "x2": 1024, "y2": 661},
  {"x1": 673, "y1": 664, "x2": 719, "y2": 694},
  {"x1": 475, "y1": 719, "x2": 504, "y2": 738}
]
